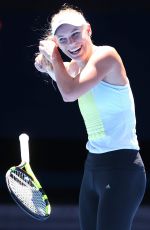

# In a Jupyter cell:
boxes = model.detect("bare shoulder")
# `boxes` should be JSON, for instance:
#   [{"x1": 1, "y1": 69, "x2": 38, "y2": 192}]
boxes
[
  {"x1": 92, "y1": 45, "x2": 125, "y2": 70},
  {"x1": 92, "y1": 45, "x2": 128, "y2": 85},
  {"x1": 92, "y1": 45, "x2": 120, "y2": 61},
  {"x1": 97, "y1": 45, "x2": 116, "y2": 51}
]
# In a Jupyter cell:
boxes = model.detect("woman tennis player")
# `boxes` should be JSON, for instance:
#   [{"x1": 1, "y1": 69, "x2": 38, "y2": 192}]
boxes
[{"x1": 34, "y1": 4, "x2": 146, "y2": 230}]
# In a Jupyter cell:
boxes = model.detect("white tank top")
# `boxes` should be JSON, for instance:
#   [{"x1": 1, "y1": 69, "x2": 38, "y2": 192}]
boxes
[{"x1": 78, "y1": 80, "x2": 139, "y2": 154}]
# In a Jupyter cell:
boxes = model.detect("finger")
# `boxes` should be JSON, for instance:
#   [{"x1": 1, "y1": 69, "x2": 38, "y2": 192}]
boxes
[
  {"x1": 39, "y1": 46, "x2": 51, "y2": 62},
  {"x1": 34, "y1": 61, "x2": 45, "y2": 73},
  {"x1": 39, "y1": 46, "x2": 47, "y2": 56},
  {"x1": 39, "y1": 45, "x2": 45, "y2": 52},
  {"x1": 35, "y1": 53, "x2": 43, "y2": 62},
  {"x1": 39, "y1": 40, "x2": 52, "y2": 47},
  {"x1": 51, "y1": 36, "x2": 59, "y2": 47},
  {"x1": 39, "y1": 40, "x2": 46, "y2": 47}
]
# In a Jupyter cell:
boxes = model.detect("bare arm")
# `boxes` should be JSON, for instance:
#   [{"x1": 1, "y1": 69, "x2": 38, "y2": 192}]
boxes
[
  {"x1": 50, "y1": 46, "x2": 121, "y2": 101},
  {"x1": 38, "y1": 40, "x2": 126, "y2": 102}
]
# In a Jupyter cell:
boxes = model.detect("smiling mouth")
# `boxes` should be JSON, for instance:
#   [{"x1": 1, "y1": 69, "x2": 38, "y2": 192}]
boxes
[{"x1": 68, "y1": 46, "x2": 82, "y2": 55}]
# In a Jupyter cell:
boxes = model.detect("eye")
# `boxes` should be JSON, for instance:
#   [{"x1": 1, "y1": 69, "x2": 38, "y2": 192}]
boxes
[
  {"x1": 58, "y1": 37, "x2": 67, "y2": 44},
  {"x1": 72, "y1": 31, "x2": 80, "y2": 39}
]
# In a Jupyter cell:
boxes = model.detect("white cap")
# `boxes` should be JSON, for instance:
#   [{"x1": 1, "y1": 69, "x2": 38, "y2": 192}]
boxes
[{"x1": 51, "y1": 12, "x2": 87, "y2": 35}]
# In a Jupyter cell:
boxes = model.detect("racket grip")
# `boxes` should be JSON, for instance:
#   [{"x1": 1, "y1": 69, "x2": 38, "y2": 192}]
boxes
[{"x1": 19, "y1": 133, "x2": 30, "y2": 163}]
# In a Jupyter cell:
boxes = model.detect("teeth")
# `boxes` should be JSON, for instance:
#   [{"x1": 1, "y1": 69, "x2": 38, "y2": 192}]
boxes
[{"x1": 69, "y1": 47, "x2": 81, "y2": 52}]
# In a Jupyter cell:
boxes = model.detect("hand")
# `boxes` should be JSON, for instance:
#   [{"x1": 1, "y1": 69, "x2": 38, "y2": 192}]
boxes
[
  {"x1": 34, "y1": 53, "x2": 53, "y2": 72},
  {"x1": 39, "y1": 38, "x2": 58, "y2": 63},
  {"x1": 34, "y1": 53, "x2": 56, "y2": 81}
]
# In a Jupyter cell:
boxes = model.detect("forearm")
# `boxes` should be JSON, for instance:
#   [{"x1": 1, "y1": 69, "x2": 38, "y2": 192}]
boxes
[
  {"x1": 46, "y1": 68, "x2": 56, "y2": 82},
  {"x1": 51, "y1": 50, "x2": 75, "y2": 100},
  {"x1": 38, "y1": 39, "x2": 77, "y2": 101}
]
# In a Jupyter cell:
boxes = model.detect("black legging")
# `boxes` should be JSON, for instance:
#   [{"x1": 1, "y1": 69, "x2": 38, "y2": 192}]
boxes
[{"x1": 79, "y1": 149, "x2": 146, "y2": 230}]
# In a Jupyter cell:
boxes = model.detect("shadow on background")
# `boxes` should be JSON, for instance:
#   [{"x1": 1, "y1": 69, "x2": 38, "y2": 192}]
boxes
[{"x1": 0, "y1": 204, "x2": 150, "y2": 230}]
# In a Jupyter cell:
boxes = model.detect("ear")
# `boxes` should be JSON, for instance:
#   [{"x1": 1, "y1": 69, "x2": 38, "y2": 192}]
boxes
[{"x1": 86, "y1": 23, "x2": 92, "y2": 36}]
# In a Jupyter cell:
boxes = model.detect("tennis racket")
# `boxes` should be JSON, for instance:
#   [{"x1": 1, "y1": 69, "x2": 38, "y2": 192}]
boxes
[{"x1": 5, "y1": 133, "x2": 51, "y2": 221}]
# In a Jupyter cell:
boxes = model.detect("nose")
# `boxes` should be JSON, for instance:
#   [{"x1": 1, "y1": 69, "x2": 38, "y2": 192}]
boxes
[{"x1": 68, "y1": 36, "x2": 75, "y2": 44}]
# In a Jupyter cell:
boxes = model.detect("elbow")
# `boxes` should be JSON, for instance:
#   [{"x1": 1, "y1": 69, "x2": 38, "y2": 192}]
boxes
[
  {"x1": 63, "y1": 98, "x2": 73, "y2": 102},
  {"x1": 61, "y1": 92, "x2": 77, "y2": 102},
  {"x1": 62, "y1": 96, "x2": 77, "y2": 102}
]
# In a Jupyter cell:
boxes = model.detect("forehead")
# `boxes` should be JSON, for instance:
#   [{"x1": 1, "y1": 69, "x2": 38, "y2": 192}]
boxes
[{"x1": 55, "y1": 24, "x2": 82, "y2": 37}]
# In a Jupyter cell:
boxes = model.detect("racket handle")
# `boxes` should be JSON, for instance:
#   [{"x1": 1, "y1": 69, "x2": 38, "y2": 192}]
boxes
[{"x1": 19, "y1": 133, "x2": 30, "y2": 163}]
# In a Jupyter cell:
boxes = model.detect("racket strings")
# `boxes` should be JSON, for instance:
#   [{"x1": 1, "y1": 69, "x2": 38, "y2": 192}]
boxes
[{"x1": 7, "y1": 169, "x2": 48, "y2": 216}]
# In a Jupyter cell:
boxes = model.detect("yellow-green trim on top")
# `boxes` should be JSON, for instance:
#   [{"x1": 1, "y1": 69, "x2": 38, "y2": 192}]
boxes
[{"x1": 78, "y1": 91, "x2": 105, "y2": 141}]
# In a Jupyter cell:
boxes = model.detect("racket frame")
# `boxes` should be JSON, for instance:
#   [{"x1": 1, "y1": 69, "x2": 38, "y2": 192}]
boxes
[{"x1": 5, "y1": 133, "x2": 51, "y2": 221}]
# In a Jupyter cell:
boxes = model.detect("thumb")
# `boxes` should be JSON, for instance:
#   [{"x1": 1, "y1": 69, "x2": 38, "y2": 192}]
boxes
[{"x1": 51, "y1": 36, "x2": 59, "y2": 47}]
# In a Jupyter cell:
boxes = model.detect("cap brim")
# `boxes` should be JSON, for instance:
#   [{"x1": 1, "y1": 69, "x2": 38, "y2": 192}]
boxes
[{"x1": 52, "y1": 14, "x2": 87, "y2": 35}]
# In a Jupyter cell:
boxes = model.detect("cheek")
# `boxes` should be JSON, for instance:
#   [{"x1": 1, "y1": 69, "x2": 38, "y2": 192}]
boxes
[
  {"x1": 80, "y1": 34, "x2": 88, "y2": 44},
  {"x1": 59, "y1": 45, "x2": 70, "y2": 56},
  {"x1": 58, "y1": 44, "x2": 66, "y2": 52},
  {"x1": 81, "y1": 39, "x2": 88, "y2": 48}
]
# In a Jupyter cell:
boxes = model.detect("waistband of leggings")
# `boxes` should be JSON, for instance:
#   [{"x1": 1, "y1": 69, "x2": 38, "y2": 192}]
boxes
[{"x1": 84, "y1": 149, "x2": 145, "y2": 170}]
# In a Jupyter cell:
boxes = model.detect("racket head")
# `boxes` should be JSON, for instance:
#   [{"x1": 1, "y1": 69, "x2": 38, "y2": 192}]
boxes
[{"x1": 6, "y1": 164, "x2": 51, "y2": 221}]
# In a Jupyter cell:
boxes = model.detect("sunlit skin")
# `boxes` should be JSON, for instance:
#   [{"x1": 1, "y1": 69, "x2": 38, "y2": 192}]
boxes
[
  {"x1": 36, "y1": 21, "x2": 128, "y2": 101},
  {"x1": 54, "y1": 24, "x2": 96, "y2": 69}
]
